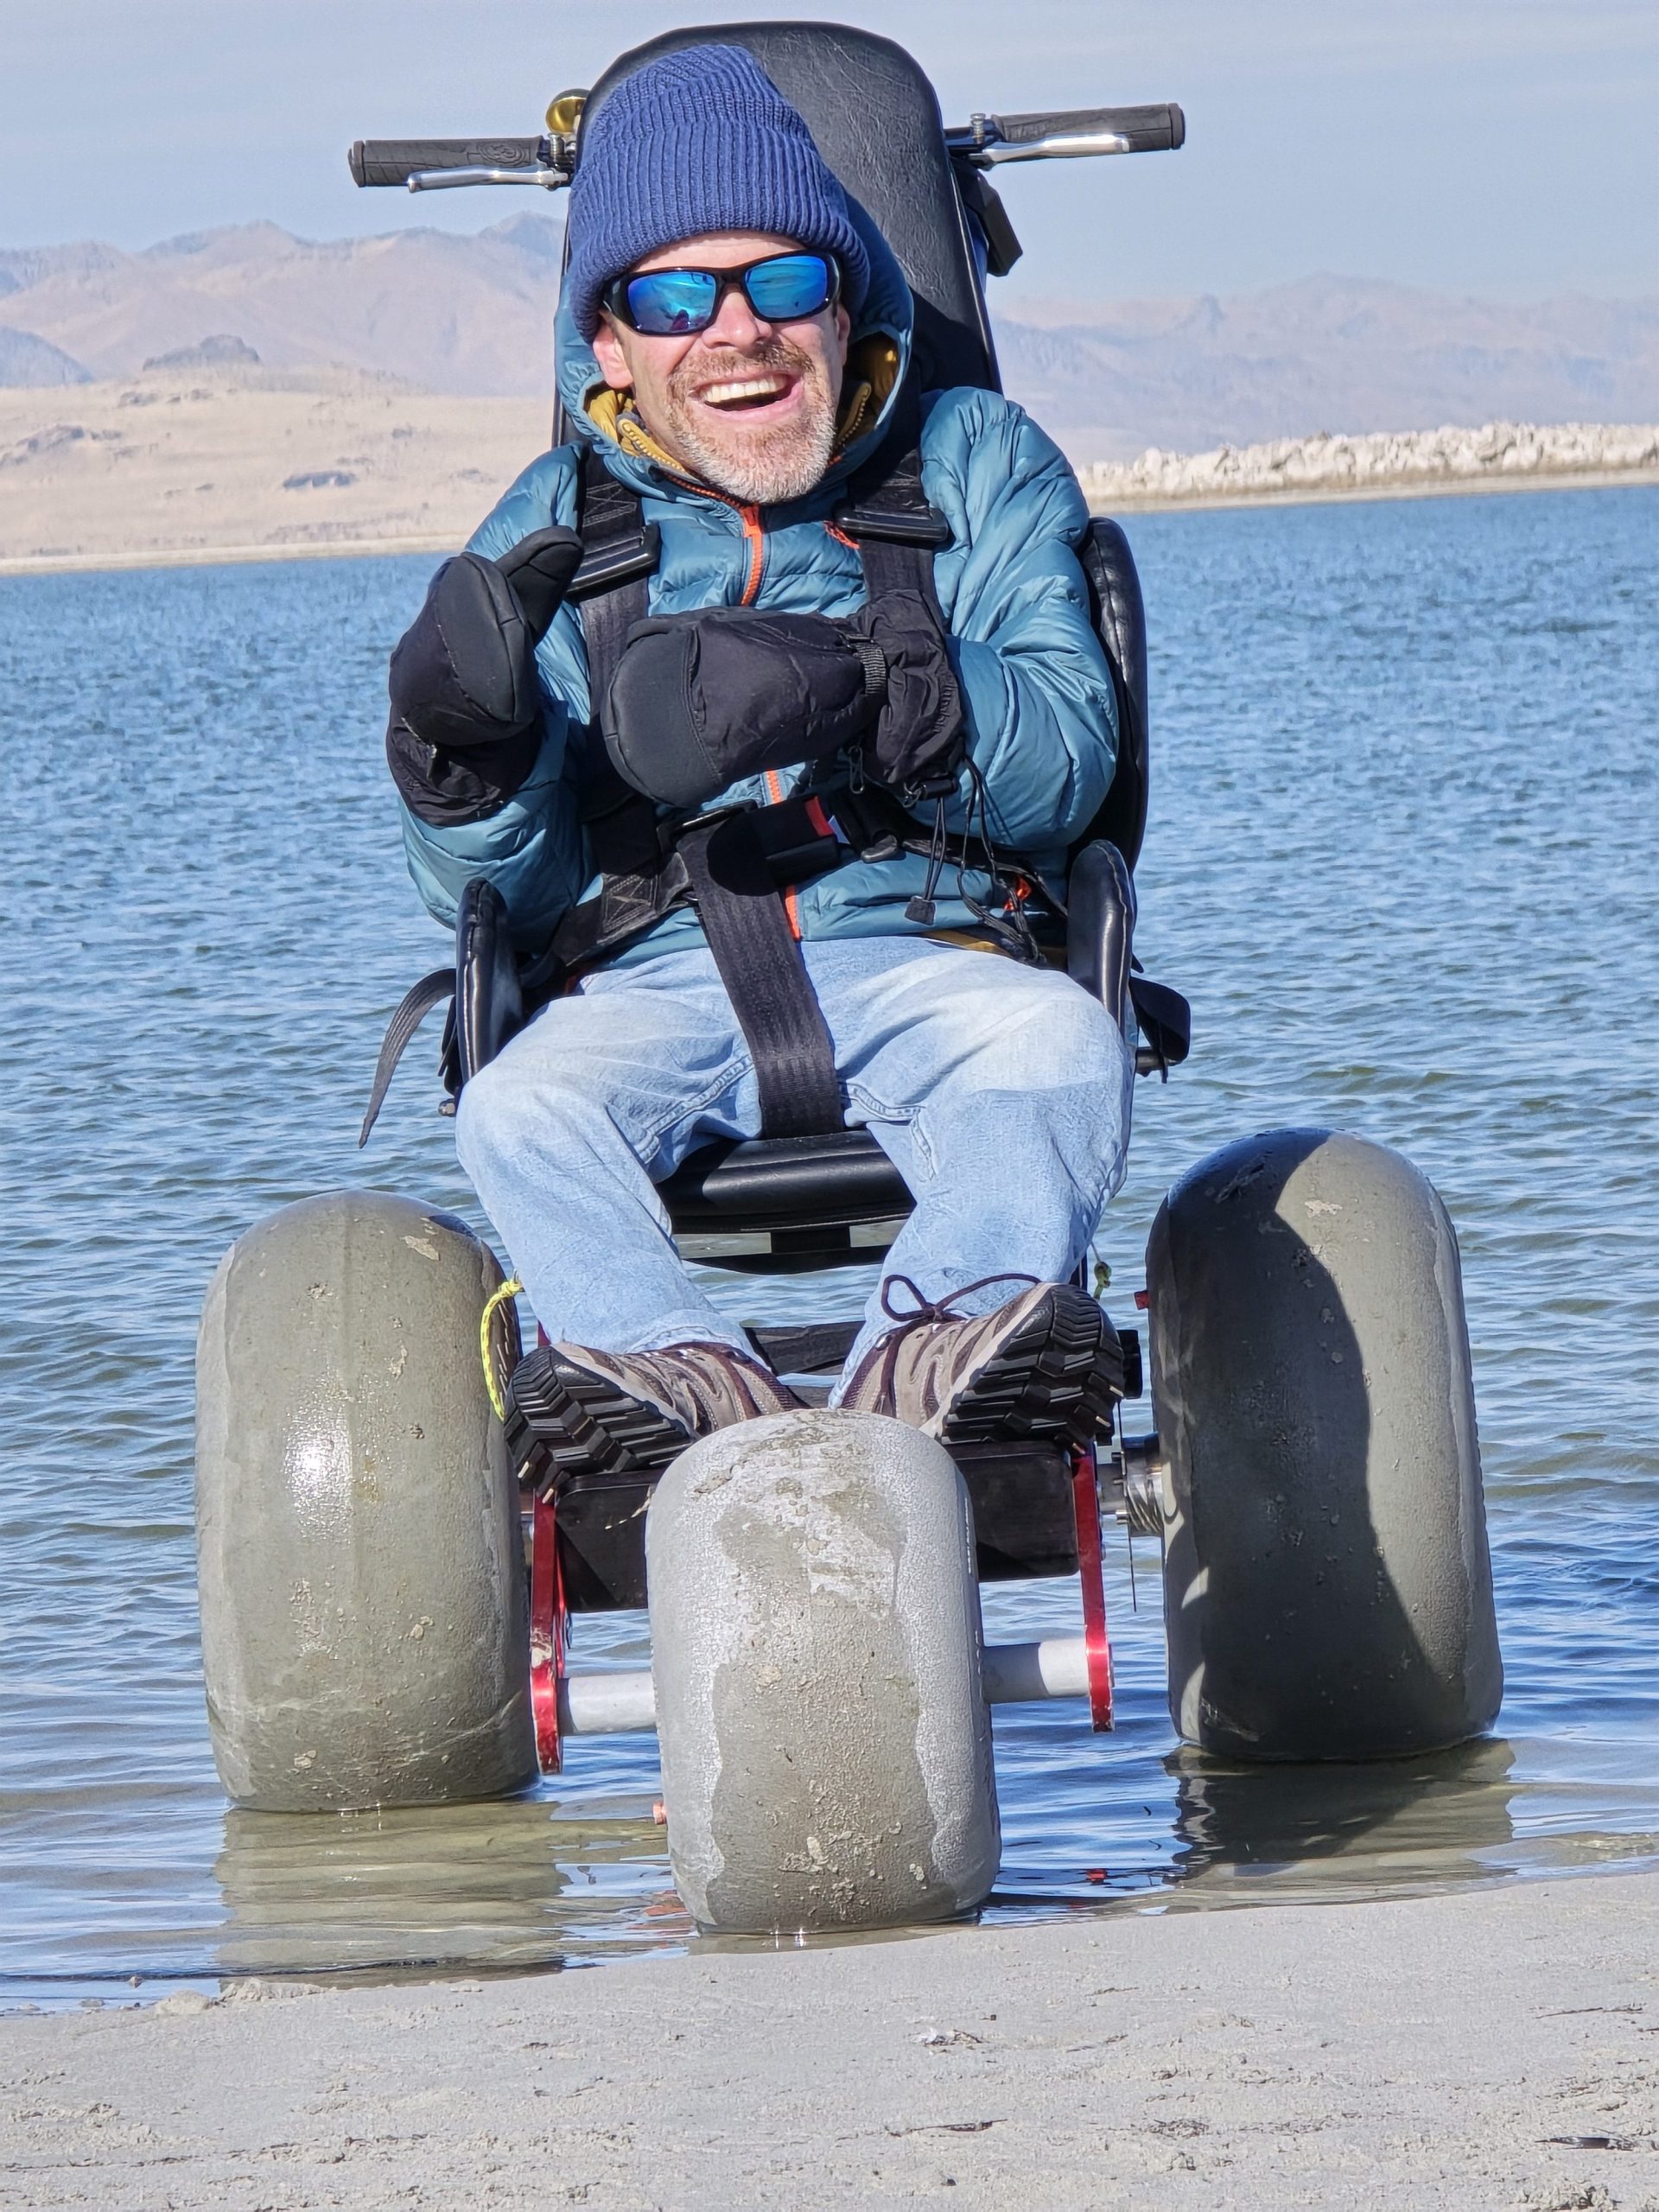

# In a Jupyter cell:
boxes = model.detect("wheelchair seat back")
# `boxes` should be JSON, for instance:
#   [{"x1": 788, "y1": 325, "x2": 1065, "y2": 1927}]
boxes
[{"x1": 571, "y1": 21, "x2": 998, "y2": 403}]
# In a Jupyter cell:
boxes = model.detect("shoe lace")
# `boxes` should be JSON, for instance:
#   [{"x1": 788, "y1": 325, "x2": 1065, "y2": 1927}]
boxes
[
  {"x1": 878, "y1": 1271, "x2": 1040, "y2": 1331},
  {"x1": 866, "y1": 1271, "x2": 1040, "y2": 1408}
]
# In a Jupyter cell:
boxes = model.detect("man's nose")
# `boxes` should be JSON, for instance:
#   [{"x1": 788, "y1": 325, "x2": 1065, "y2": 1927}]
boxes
[{"x1": 701, "y1": 283, "x2": 771, "y2": 351}]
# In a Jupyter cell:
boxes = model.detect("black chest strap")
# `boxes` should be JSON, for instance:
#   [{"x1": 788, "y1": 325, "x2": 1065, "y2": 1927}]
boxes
[
  {"x1": 832, "y1": 390, "x2": 951, "y2": 609},
  {"x1": 569, "y1": 446, "x2": 663, "y2": 873},
  {"x1": 569, "y1": 444, "x2": 658, "y2": 704},
  {"x1": 556, "y1": 448, "x2": 845, "y2": 1137},
  {"x1": 365, "y1": 429, "x2": 949, "y2": 1148}
]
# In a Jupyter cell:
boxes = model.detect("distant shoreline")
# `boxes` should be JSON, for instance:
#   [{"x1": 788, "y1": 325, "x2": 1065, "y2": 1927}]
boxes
[
  {"x1": 0, "y1": 532, "x2": 458, "y2": 579},
  {"x1": 0, "y1": 372, "x2": 547, "y2": 582},
  {"x1": 1079, "y1": 418, "x2": 1659, "y2": 518},
  {"x1": 2, "y1": 461, "x2": 1655, "y2": 582},
  {"x1": 1090, "y1": 463, "x2": 1659, "y2": 518}
]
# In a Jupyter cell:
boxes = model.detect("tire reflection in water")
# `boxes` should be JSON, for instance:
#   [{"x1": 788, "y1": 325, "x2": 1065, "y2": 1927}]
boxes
[
  {"x1": 1166, "y1": 1737, "x2": 1518, "y2": 1905},
  {"x1": 213, "y1": 1796, "x2": 690, "y2": 1982}
]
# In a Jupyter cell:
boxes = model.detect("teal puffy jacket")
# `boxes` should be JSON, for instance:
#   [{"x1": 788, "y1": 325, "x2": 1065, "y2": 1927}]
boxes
[{"x1": 394, "y1": 216, "x2": 1117, "y2": 960}]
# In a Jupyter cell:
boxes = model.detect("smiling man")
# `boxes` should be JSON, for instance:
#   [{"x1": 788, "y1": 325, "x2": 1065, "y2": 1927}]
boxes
[
  {"x1": 384, "y1": 43, "x2": 1135, "y2": 1471},
  {"x1": 590, "y1": 231, "x2": 848, "y2": 503}
]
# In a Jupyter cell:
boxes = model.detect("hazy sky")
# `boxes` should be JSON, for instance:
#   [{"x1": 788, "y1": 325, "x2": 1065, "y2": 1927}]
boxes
[{"x1": 5, "y1": 1, "x2": 1656, "y2": 304}]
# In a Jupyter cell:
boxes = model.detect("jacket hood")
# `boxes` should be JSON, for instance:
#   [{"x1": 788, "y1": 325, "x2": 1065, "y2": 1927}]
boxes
[{"x1": 552, "y1": 197, "x2": 913, "y2": 503}]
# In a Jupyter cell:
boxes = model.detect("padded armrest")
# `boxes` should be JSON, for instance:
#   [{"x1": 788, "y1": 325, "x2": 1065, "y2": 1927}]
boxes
[
  {"x1": 1078, "y1": 520, "x2": 1149, "y2": 868},
  {"x1": 1066, "y1": 840, "x2": 1136, "y2": 1045},
  {"x1": 454, "y1": 876, "x2": 523, "y2": 1087}
]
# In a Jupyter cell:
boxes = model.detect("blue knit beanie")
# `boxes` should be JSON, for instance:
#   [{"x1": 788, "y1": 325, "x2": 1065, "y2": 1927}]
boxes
[{"x1": 564, "y1": 44, "x2": 870, "y2": 341}]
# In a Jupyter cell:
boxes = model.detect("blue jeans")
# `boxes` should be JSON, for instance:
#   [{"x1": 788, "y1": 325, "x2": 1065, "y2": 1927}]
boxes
[{"x1": 455, "y1": 937, "x2": 1134, "y2": 1388}]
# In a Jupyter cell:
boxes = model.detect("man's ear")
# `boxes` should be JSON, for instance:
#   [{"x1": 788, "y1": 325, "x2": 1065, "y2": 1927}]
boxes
[
  {"x1": 591, "y1": 315, "x2": 634, "y2": 393},
  {"x1": 833, "y1": 302, "x2": 851, "y2": 369}
]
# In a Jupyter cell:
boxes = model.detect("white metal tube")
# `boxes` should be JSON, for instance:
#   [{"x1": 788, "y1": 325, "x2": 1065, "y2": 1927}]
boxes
[
  {"x1": 557, "y1": 1669, "x2": 656, "y2": 1735},
  {"x1": 407, "y1": 166, "x2": 567, "y2": 192},
  {"x1": 981, "y1": 1637, "x2": 1091, "y2": 1703},
  {"x1": 979, "y1": 131, "x2": 1132, "y2": 164},
  {"x1": 556, "y1": 1638, "x2": 1090, "y2": 1736}
]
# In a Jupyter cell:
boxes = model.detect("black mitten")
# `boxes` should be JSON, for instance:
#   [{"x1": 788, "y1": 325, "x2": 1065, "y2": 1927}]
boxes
[
  {"x1": 389, "y1": 525, "x2": 582, "y2": 752},
  {"x1": 386, "y1": 524, "x2": 582, "y2": 826},
  {"x1": 843, "y1": 589, "x2": 963, "y2": 801},
  {"x1": 496, "y1": 526, "x2": 587, "y2": 643},
  {"x1": 601, "y1": 607, "x2": 887, "y2": 810}
]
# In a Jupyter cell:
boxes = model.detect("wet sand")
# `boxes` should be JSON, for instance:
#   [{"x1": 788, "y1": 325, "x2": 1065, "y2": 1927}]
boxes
[{"x1": 4, "y1": 1867, "x2": 1656, "y2": 2209}]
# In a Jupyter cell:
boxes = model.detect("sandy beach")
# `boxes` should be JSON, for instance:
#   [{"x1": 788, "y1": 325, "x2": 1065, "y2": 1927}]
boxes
[
  {"x1": 4, "y1": 1867, "x2": 1656, "y2": 2209},
  {"x1": 0, "y1": 368, "x2": 547, "y2": 575},
  {"x1": 2, "y1": 372, "x2": 1655, "y2": 578}
]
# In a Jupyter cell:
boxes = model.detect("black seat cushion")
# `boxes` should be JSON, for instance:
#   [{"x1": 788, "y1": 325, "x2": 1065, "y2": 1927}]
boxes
[{"x1": 659, "y1": 1128, "x2": 910, "y2": 1235}]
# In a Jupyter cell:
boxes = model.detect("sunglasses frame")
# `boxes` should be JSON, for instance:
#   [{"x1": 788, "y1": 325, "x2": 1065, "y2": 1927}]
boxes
[{"x1": 601, "y1": 251, "x2": 842, "y2": 336}]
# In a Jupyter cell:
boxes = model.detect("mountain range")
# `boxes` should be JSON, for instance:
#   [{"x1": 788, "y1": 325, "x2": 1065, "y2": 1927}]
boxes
[{"x1": 2, "y1": 217, "x2": 1655, "y2": 461}]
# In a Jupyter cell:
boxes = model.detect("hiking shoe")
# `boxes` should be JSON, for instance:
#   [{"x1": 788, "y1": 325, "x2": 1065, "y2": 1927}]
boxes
[
  {"x1": 505, "y1": 1338, "x2": 799, "y2": 1484},
  {"x1": 838, "y1": 1276, "x2": 1126, "y2": 1448}
]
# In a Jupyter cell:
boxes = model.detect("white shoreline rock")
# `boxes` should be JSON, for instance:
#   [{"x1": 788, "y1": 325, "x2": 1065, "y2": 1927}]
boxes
[{"x1": 1080, "y1": 419, "x2": 1659, "y2": 506}]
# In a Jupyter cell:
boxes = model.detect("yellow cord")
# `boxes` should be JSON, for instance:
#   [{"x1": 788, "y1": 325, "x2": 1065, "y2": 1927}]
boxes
[{"x1": 480, "y1": 1276, "x2": 524, "y2": 1421}]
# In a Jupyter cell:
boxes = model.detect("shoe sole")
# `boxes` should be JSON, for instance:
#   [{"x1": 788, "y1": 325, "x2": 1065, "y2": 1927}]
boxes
[
  {"x1": 505, "y1": 1346, "x2": 695, "y2": 1484},
  {"x1": 931, "y1": 1287, "x2": 1126, "y2": 1451}
]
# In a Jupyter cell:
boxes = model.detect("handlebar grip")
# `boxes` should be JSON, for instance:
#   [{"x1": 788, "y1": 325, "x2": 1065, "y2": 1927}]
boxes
[
  {"x1": 348, "y1": 137, "x2": 549, "y2": 187},
  {"x1": 994, "y1": 104, "x2": 1185, "y2": 154}
]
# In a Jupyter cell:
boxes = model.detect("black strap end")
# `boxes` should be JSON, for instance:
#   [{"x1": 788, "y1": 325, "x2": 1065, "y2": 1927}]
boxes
[
  {"x1": 359, "y1": 967, "x2": 454, "y2": 1146},
  {"x1": 832, "y1": 504, "x2": 952, "y2": 550}
]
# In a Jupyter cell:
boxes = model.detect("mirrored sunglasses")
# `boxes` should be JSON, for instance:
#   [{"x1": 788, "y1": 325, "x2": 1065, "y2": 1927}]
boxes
[{"x1": 603, "y1": 251, "x2": 841, "y2": 336}]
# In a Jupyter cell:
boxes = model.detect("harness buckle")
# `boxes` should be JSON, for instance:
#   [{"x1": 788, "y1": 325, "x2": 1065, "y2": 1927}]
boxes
[{"x1": 565, "y1": 521, "x2": 662, "y2": 602}]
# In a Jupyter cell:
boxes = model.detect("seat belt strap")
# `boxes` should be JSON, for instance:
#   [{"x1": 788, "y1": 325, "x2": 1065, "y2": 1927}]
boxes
[
  {"x1": 679, "y1": 812, "x2": 844, "y2": 1140},
  {"x1": 359, "y1": 966, "x2": 453, "y2": 1147},
  {"x1": 550, "y1": 795, "x2": 842, "y2": 972},
  {"x1": 568, "y1": 447, "x2": 658, "y2": 607},
  {"x1": 562, "y1": 446, "x2": 846, "y2": 1139}
]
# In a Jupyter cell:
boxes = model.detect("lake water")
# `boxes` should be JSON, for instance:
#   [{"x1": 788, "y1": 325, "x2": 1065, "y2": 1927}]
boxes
[{"x1": 3, "y1": 485, "x2": 1656, "y2": 2004}]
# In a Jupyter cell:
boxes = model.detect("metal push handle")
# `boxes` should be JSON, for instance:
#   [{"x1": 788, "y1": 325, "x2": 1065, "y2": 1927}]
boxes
[
  {"x1": 348, "y1": 99, "x2": 1184, "y2": 194},
  {"x1": 346, "y1": 98, "x2": 1185, "y2": 195},
  {"x1": 946, "y1": 103, "x2": 1185, "y2": 164},
  {"x1": 348, "y1": 137, "x2": 569, "y2": 191}
]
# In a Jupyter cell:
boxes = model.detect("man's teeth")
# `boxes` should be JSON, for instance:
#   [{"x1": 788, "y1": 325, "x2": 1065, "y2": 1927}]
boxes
[{"x1": 700, "y1": 376, "x2": 790, "y2": 408}]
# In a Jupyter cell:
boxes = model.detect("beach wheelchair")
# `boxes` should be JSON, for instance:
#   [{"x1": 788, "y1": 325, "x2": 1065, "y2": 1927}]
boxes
[{"x1": 195, "y1": 23, "x2": 1500, "y2": 1935}]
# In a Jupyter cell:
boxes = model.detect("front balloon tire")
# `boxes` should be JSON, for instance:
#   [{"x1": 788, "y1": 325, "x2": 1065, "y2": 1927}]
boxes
[{"x1": 194, "y1": 1190, "x2": 536, "y2": 1811}]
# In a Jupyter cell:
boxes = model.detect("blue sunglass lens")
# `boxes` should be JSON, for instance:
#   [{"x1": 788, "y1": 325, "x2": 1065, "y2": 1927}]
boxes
[
  {"x1": 625, "y1": 269, "x2": 719, "y2": 334},
  {"x1": 744, "y1": 254, "x2": 835, "y2": 321}
]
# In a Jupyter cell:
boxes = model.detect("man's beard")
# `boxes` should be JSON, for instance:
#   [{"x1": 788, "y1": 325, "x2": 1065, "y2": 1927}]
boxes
[{"x1": 657, "y1": 337, "x2": 839, "y2": 505}]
